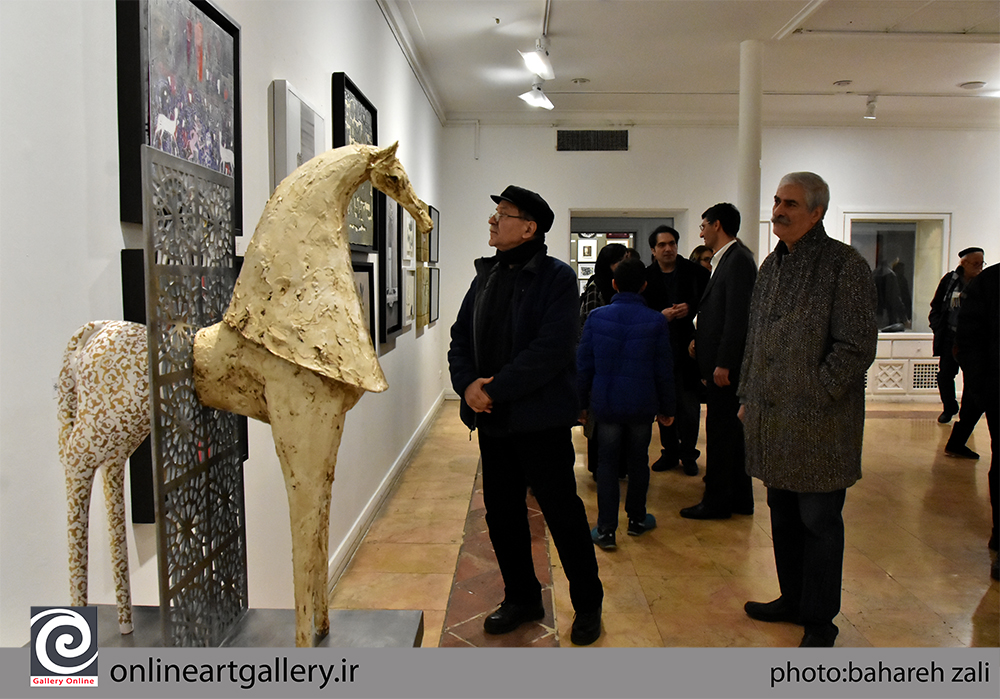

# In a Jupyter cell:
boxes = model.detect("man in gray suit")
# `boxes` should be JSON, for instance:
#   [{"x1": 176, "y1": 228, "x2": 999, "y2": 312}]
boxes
[
  {"x1": 681, "y1": 203, "x2": 757, "y2": 520},
  {"x1": 739, "y1": 173, "x2": 877, "y2": 647}
]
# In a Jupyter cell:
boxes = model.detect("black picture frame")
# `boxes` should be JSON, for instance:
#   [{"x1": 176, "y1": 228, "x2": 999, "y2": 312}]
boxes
[
  {"x1": 333, "y1": 72, "x2": 378, "y2": 252},
  {"x1": 379, "y1": 198, "x2": 406, "y2": 342},
  {"x1": 116, "y1": 0, "x2": 243, "y2": 235},
  {"x1": 352, "y1": 259, "x2": 377, "y2": 345},
  {"x1": 428, "y1": 205, "x2": 440, "y2": 264},
  {"x1": 429, "y1": 266, "x2": 440, "y2": 323}
]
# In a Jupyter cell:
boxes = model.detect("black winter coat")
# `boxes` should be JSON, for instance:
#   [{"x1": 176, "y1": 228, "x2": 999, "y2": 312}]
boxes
[{"x1": 449, "y1": 248, "x2": 580, "y2": 433}]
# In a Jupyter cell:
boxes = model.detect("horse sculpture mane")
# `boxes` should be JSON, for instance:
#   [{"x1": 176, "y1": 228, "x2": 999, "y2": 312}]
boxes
[{"x1": 225, "y1": 143, "x2": 403, "y2": 392}]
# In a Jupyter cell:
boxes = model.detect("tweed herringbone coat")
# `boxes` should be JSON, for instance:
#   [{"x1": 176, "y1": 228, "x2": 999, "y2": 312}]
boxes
[{"x1": 738, "y1": 222, "x2": 877, "y2": 492}]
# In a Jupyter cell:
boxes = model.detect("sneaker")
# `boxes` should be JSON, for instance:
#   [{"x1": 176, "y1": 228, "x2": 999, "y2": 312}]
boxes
[
  {"x1": 570, "y1": 606, "x2": 602, "y2": 645},
  {"x1": 944, "y1": 444, "x2": 980, "y2": 459},
  {"x1": 591, "y1": 526, "x2": 616, "y2": 550},
  {"x1": 627, "y1": 514, "x2": 657, "y2": 536}
]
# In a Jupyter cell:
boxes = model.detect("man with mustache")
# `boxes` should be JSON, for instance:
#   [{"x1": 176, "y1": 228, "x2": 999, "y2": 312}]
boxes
[{"x1": 738, "y1": 172, "x2": 877, "y2": 647}]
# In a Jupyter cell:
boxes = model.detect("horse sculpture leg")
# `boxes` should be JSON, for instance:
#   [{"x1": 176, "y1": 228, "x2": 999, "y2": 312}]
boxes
[
  {"x1": 58, "y1": 321, "x2": 148, "y2": 634},
  {"x1": 194, "y1": 323, "x2": 362, "y2": 646}
]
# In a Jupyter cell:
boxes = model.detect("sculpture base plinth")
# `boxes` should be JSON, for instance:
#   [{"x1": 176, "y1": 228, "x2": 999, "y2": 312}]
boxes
[{"x1": 94, "y1": 605, "x2": 424, "y2": 648}]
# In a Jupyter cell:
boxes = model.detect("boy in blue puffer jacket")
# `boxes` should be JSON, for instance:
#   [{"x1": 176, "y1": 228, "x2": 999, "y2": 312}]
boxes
[{"x1": 578, "y1": 257, "x2": 675, "y2": 549}]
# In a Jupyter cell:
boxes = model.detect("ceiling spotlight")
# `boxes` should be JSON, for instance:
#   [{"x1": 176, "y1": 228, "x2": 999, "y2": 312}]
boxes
[
  {"x1": 863, "y1": 95, "x2": 877, "y2": 120},
  {"x1": 519, "y1": 38, "x2": 555, "y2": 81},
  {"x1": 519, "y1": 80, "x2": 554, "y2": 110}
]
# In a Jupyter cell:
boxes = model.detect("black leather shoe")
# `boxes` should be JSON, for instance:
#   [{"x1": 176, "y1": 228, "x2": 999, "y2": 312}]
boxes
[
  {"x1": 937, "y1": 410, "x2": 956, "y2": 424},
  {"x1": 744, "y1": 598, "x2": 800, "y2": 624},
  {"x1": 680, "y1": 502, "x2": 731, "y2": 520},
  {"x1": 799, "y1": 623, "x2": 838, "y2": 647},
  {"x1": 682, "y1": 458, "x2": 699, "y2": 476},
  {"x1": 483, "y1": 600, "x2": 545, "y2": 635},
  {"x1": 945, "y1": 444, "x2": 980, "y2": 459},
  {"x1": 651, "y1": 455, "x2": 677, "y2": 472},
  {"x1": 733, "y1": 505, "x2": 755, "y2": 516},
  {"x1": 570, "y1": 606, "x2": 602, "y2": 645}
]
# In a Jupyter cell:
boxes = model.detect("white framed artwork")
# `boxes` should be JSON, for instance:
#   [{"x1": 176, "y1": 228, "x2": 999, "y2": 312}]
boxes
[{"x1": 578, "y1": 239, "x2": 597, "y2": 262}]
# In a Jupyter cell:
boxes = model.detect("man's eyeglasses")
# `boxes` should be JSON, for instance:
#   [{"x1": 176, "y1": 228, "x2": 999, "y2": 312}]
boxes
[{"x1": 490, "y1": 211, "x2": 528, "y2": 222}]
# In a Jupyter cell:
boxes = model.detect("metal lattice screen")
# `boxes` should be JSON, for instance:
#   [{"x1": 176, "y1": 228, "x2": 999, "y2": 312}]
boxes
[
  {"x1": 912, "y1": 361, "x2": 939, "y2": 391},
  {"x1": 141, "y1": 146, "x2": 248, "y2": 646}
]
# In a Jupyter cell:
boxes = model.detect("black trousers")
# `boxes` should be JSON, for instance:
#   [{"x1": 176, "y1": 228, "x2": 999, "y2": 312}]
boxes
[
  {"x1": 478, "y1": 427, "x2": 603, "y2": 613},
  {"x1": 947, "y1": 384, "x2": 985, "y2": 450},
  {"x1": 658, "y1": 377, "x2": 702, "y2": 464},
  {"x1": 701, "y1": 382, "x2": 754, "y2": 513},
  {"x1": 767, "y1": 487, "x2": 847, "y2": 627},
  {"x1": 937, "y1": 352, "x2": 960, "y2": 414}
]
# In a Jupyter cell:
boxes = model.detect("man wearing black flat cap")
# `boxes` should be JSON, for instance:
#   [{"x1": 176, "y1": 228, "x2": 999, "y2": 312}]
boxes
[
  {"x1": 448, "y1": 185, "x2": 604, "y2": 645},
  {"x1": 930, "y1": 246, "x2": 985, "y2": 427}
]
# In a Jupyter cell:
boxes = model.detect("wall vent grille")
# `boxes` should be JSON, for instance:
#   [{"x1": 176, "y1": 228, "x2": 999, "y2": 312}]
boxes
[{"x1": 557, "y1": 130, "x2": 628, "y2": 151}]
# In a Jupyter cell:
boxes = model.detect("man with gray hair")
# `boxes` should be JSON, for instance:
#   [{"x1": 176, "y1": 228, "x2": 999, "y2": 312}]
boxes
[{"x1": 738, "y1": 172, "x2": 877, "y2": 647}]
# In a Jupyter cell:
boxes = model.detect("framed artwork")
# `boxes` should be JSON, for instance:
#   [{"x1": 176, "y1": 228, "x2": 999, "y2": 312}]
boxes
[
  {"x1": 402, "y1": 209, "x2": 417, "y2": 263},
  {"x1": 578, "y1": 239, "x2": 597, "y2": 262},
  {"x1": 429, "y1": 267, "x2": 440, "y2": 323},
  {"x1": 428, "y1": 205, "x2": 440, "y2": 264},
  {"x1": 579, "y1": 279, "x2": 588, "y2": 295},
  {"x1": 117, "y1": 0, "x2": 242, "y2": 234},
  {"x1": 332, "y1": 72, "x2": 378, "y2": 252},
  {"x1": 405, "y1": 269, "x2": 416, "y2": 321},
  {"x1": 269, "y1": 79, "x2": 324, "y2": 192},
  {"x1": 379, "y1": 199, "x2": 405, "y2": 342},
  {"x1": 579, "y1": 264, "x2": 596, "y2": 278},
  {"x1": 352, "y1": 259, "x2": 376, "y2": 344}
]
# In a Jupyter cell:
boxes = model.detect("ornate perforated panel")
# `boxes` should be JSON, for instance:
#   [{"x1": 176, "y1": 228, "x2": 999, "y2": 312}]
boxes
[
  {"x1": 874, "y1": 361, "x2": 906, "y2": 392},
  {"x1": 141, "y1": 146, "x2": 247, "y2": 646},
  {"x1": 911, "y1": 361, "x2": 939, "y2": 391}
]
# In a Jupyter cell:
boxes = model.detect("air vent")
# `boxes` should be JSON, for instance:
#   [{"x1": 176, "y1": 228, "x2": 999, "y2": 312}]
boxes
[{"x1": 557, "y1": 130, "x2": 628, "y2": 152}]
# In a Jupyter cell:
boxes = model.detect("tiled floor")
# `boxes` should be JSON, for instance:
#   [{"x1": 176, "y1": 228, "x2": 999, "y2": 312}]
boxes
[{"x1": 328, "y1": 400, "x2": 998, "y2": 648}]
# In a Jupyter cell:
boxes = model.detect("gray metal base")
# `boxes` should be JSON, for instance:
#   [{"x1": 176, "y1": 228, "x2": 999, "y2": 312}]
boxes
[{"x1": 95, "y1": 605, "x2": 423, "y2": 648}]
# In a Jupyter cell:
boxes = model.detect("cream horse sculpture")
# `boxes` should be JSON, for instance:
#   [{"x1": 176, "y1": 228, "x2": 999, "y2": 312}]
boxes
[{"x1": 59, "y1": 143, "x2": 432, "y2": 647}]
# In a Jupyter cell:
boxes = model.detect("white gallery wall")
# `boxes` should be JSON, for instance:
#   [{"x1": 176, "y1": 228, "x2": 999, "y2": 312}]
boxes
[
  {"x1": 437, "y1": 124, "x2": 999, "y2": 390},
  {"x1": 0, "y1": 0, "x2": 444, "y2": 647},
  {"x1": 2, "y1": 0, "x2": 998, "y2": 649}
]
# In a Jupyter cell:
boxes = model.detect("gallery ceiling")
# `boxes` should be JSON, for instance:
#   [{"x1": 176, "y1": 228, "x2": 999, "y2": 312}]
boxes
[{"x1": 378, "y1": 0, "x2": 1000, "y2": 129}]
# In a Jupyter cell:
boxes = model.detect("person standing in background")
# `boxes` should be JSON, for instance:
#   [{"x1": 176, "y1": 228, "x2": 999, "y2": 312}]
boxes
[
  {"x1": 642, "y1": 225, "x2": 709, "y2": 476},
  {"x1": 929, "y1": 246, "x2": 985, "y2": 424},
  {"x1": 681, "y1": 203, "x2": 757, "y2": 520}
]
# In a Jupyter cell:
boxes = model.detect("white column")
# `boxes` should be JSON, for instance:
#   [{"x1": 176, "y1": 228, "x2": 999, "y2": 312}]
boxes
[{"x1": 738, "y1": 40, "x2": 763, "y2": 261}]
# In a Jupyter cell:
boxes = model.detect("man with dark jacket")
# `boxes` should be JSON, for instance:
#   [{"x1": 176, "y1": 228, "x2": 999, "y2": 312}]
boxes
[
  {"x1": 578, "y1": 257, "x2": 675, "y2": 550},
  {"x1": 954, "y1": 263, "x2": 999, "y2": 579},
  {"x1": 448, "y1": 185, "x2": 603, "y2": 645},
  {"x1": 739, "y1": 172, "x2": 877, "y2": 647},
  {"x1": 642, "y1": 225, "x2": 710, "y2": 475},
  {"x1": 682, "y1": 203, "x2": 757, "y2": 520},
  {"x1": 929, "y1": 246, "x2": 985, "y2": 424}
]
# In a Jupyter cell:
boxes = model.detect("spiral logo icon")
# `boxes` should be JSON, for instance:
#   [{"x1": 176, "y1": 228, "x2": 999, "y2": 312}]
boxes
[{"x1": 30, "y1": 606, "x2": 98, "y2": 686}]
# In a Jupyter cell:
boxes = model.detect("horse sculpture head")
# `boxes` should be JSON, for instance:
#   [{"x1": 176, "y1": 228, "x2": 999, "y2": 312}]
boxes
[{"x1": 223, "y1": 142, "x2": 434, "y2": 392}]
